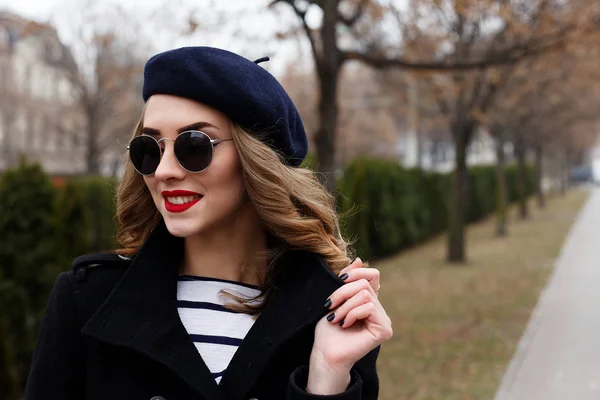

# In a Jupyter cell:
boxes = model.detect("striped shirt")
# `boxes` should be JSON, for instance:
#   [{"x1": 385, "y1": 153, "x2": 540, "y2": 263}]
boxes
[{"x1": 176, "y1": 275, "x2": 262, "y2": 384}]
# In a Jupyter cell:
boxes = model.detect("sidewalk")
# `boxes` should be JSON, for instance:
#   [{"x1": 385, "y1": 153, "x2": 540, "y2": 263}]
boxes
[{"x1": 495, "y1": 187, "x2": 600, "y2": 400}]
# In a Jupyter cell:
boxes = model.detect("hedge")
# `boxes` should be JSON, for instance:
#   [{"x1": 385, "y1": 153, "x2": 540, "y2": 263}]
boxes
[
  {"x1": 62, "y1": 176, "x2": 119, "y2": 253},
  {"x1": 0, "y1": 162, "x2": 118, "y2": 398},
  {"x1": 2, "y1": 159, "x2": 536, "y2": 271},
  {"x1": 338, "y1": 158, "x2": 535, "y2": 260},
  {"x1": 0, "y1": 160, "x2": 61, "y2": 398}
]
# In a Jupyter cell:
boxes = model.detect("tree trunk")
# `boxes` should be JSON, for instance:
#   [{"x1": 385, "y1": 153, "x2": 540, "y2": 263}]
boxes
[
  {"x1": 314, "y1": 0, "x2": 341, "y2": 192},
  {"x1": 495, "y1": 132, "x2": 508, "y2": 237},
  {"x1": 85, "y1": 106, "x2": 101, "y2": 175},
  {"x1": 315, "y1": 70, "x2": 340, "y2": 192},
  {"x1": 447, "y1": 123, "x2": 472, "y2": 263},
  {"x1": 560, "y1": 150, "x2": 570, "y2": 195},
  {"x1": 515, "y1": 136, "x2": 529, "y2": 220},
  {"x1": 535, "y1": 144, "x2": 545, "y2": 208},
  {"x1": 408, "y1": 76, "x2": 422, "y2": 169}
]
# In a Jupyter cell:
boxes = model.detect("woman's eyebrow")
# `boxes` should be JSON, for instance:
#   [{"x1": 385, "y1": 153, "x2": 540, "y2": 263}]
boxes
[
  {"x1": 141, "y1": 127, "x2": 161, "y2": 136},
  {"x1": 177, "y1": 122, "x2": 221, "y2": 133},
  {"x1": 141, "y1": 122, "x2": 221, "y2": 136}
]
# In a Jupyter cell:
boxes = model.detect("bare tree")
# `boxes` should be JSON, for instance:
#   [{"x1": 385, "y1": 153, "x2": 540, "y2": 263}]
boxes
[
  {"x1": 483, "y1": 28, "x2": 600, "y2": 239},
  {"x1": 392, "y1": 0, "x2": 599, "y2": 262},
  {"x1": 268, "y1": 0, "x2": 596, "y2": 194},
  {"x1": 56, "y1": 5, "x2": 150, "y2": 175}
]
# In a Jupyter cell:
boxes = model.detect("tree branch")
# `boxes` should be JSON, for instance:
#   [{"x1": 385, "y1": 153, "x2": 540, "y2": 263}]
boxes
[
  {"x1": 343, "y1": 35, "x2": 562, "y2": 71},
  {"x1": 339, "y1": 0, "x2": 368, "y2": 26},
  {"x1": 270, "y1": 0, "x2": 323, "y2": 71},
  {"x1": 345, "y1": 15, "x2": 594, "y2": 71}
]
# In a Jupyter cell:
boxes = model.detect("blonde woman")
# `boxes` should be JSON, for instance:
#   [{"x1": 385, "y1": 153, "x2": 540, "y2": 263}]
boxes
[{"x1": 26, "y1": 47, "x2": 392, "y2": 400}]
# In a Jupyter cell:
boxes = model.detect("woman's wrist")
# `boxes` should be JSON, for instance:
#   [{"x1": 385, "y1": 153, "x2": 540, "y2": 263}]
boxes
[{"x1": 306, "y1": 350, "x2": 352, "y2": 395}]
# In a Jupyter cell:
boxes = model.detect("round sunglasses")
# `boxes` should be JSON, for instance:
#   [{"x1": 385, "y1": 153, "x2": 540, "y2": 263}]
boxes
[{"x1": 127, "y1": 130, "x2": 233, "y2": 176}]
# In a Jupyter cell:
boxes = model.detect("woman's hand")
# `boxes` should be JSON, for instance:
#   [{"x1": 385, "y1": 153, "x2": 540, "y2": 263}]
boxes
[{"x1": 306, "y1": 258, "x2": 393, "y2": 395}]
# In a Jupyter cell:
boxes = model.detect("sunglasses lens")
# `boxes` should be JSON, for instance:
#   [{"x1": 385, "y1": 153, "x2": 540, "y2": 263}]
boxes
[
  {"x1": 129, "y1": 136, "x2": 161, "y2": 175},
  {"x1": 175, "y1": 131, "x2": 213, "y2": 172}
]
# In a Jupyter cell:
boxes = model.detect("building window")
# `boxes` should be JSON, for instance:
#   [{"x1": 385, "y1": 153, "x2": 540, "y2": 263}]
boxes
[
  {"x1": 51, "y1": 43, "x2": 62, "y2": 61},
  {"x1": 23, "y1": 64, "x2": 33, "y2": 97},
  {"x1": 0, "y1": 59, "x2": 9, "y2": 91},
  {"x1": 16, "y1": 110, "x2": 27, "y2": 150},
  {"x1": 0, "y1": 27, "x2": 9, "y2": 50},
  {"x1": 470, "y1": 140, "x2": 481, "y2": 155},
  {"x1": 31, "y1": 114, "x2": 40, "y2": 150}
]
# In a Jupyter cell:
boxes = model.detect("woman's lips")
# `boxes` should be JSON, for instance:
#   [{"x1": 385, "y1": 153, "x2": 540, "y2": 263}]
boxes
[{"x1": 161, "y1": 190, "x2": 203, "y2": 213}]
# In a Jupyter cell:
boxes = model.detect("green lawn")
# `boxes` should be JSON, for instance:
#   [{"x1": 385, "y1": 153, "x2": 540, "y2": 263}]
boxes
[{"x1": 376, "y1": 189, "x2": 589, "y2": 400}]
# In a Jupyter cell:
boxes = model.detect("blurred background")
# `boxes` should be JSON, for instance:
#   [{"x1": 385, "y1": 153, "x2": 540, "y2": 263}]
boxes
[{"x1": 1, "y1": 0, "x2": 600, "y2": 399}]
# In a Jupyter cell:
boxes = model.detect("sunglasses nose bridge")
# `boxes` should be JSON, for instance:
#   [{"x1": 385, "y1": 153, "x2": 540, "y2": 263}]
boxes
[
  {"x1": 153, "y1": 138, "x2": 186, "y2": 180},
  {"x1": 156, "y1": 137, "x2": 175, "y2": 150}
]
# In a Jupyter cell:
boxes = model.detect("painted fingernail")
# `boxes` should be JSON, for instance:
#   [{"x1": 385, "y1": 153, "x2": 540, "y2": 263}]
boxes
[
  {"x1": 327, "y1": 313, "x2": 335, "y2": 322},
  {"x1": 339, "y1": 318, "x2": 345, "y2": 327},
  {"x1": 339, "y1": 273, "x2": 349, "y2": 281},
  {"x1": 324, "y1": 298, "x2": 332, "y2": 309}
]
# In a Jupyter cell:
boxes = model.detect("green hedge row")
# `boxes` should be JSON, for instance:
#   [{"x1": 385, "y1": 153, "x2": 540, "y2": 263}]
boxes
[
  {"x1": 0, "y1": 161, "x2": 118, "y2": 398},
  {"x1": 0, "y1": 158, "x2": 535, "y2": 286},
  {"x1": 0, "y1": 161, "x2": 58, "y2": 398},
  {"x1": 338, "y1": 158, "x2": 535, "y2": 260},
  {"x1": 57, "y1": 176, "x2": 119, "y2": 255}
]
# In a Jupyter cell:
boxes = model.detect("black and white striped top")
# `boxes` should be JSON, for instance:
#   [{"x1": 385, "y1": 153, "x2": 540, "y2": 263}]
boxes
[{"x1": 176, "y1": 276, "x2": 262, "y2": 384}]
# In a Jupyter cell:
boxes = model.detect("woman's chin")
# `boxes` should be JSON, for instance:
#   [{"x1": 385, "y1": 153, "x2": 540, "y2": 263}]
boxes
[{"x1": 163, "y1": 219, "x2": 203, "y2": 238}]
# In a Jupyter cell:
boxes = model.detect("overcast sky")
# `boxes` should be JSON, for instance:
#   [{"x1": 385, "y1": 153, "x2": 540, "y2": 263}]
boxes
[{"x1": 0, "y1": 0, "x2": 315, "y2": 77}]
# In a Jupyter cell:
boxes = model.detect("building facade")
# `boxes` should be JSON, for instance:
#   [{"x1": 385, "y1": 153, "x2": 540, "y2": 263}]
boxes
[
  {"x1": 397, "y1": 126, "x2": 508, "y2": 173},
  {"x1": 0, "y1": 11, "x2": 85, "y2": 175}
]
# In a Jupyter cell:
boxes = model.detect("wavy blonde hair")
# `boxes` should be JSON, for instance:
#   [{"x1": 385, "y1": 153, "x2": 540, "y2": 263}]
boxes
[{"x1": 116, "y1": 113, "x2": 354, "y2": 313}]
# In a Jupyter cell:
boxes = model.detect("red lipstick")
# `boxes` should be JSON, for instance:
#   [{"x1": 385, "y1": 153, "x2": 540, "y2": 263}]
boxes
[{"x1": 161, "y1": 190, "x2": 202, "y2": 213}]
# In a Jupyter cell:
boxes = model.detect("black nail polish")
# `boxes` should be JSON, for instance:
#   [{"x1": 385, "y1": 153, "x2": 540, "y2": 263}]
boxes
[
  {"x1": 324, "y1": 298, "x2": 332, "y2": 309},
  {"x1": 339, "y1": 273, "x2": 349, "y2": 281},
  {"x1": 327, "y1": 313, "x2": 335, "y2": 322},
  {"x1": 339, "y1": 318, "x2": 345, "y2": 327}
]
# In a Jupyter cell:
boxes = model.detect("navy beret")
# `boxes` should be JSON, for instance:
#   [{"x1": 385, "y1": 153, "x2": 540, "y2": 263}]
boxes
[{"x1": 142, "y1": 46, "x2": 308, "y2": 167}]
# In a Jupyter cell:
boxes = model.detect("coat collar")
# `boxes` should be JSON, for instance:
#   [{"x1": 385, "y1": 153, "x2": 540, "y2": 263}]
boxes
[{"x1": 81, "y1": 220, "x2": 344, "y2": 400}]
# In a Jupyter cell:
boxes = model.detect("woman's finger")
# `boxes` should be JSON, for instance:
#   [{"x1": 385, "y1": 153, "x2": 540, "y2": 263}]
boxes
[
  {"x1": 325, "y1": 288, "x2": 375, "y2": 325},
  {"x1": 340, "y1": 303, "x2": 393, "y2": 342},
  {"x1": 325, "y1": 278, "x2": 377, "y2": 310},
  {"x1": 339, "y1": 267, "x2": 380, "y2": 294},
  {"x1": 337, "y1": 257, "x2": 364, "y2": 277}
]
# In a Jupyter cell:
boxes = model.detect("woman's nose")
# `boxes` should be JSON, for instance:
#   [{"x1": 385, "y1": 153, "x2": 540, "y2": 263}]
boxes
[{"x1": 154, "y1": 142, "x2": 186, "y2": 182}]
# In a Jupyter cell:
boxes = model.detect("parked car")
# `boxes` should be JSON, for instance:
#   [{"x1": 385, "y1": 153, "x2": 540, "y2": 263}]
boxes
[{"x1": 571, "y1": 165, "x2": 593, "y2": 183}]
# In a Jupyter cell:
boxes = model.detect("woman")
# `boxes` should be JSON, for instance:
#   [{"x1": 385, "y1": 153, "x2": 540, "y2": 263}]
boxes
[{"x1": 25, "y1": 47, "x2": 393, "y2": 400}]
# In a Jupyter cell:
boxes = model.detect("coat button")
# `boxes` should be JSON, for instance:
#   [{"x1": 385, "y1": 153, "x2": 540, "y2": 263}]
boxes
[{"x1": 150, "y1": 397, "x2": 165, "y2": 400}]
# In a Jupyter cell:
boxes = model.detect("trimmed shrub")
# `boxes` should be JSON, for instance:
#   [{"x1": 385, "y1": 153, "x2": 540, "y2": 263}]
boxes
[
  {"x1": 0, "y1": 166, "x2": 118, "y2": 398},
  {"x1": 0, "y1": 159, "x2": 59, "y2": 397},
  {"x1": 467, "y1": 166, "x2": 497, "y2": 223},
  {"x1": 63, "y1": 176, "x2": 119, "y2": 252},
  {"x1": 300, "y1": 153, "x2": 317, "y2": 170},
  {"x1": 338, "y1": 158, "x2": 536, "y2": 260},
  {"x1": 54, "y1": 180, "x2": 92, "y2": 265},
  {"x1": 338, "y1": 158, "x2": 450, "y2": 260}
]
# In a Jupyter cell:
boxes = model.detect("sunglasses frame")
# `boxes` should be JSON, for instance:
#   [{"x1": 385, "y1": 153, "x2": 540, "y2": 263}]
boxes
[{"x1": 127, "y1": 130, "x2": 233, "y2": 176}]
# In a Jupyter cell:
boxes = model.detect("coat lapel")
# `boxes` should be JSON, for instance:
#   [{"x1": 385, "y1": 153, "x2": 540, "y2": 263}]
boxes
[
  {"x1": 81, "y1": 221, "x2": 224, "y2": 400},
  {"x1": 82, "y1": 220, "x2": 345, "y2": 400},
  {"x1": 219, "y1": 250, "x2": 345, "y2": 400}
]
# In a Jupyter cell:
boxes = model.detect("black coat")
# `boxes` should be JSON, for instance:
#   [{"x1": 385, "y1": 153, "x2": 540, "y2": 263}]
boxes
[{"x1": 25, "y1": 221, "x2": 380, "y2": 400}]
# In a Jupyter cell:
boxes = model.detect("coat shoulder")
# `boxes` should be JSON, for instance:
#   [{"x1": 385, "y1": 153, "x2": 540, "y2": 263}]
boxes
[
  {"x1": 69, "y1": 252, "x2": 133, "y2": 324},
  {"x1": 277, "y1": 249, "x2": 340, "y2": 282},
  {"x1": 71, "y1": 252, "x2": 133, "y2": 282}
]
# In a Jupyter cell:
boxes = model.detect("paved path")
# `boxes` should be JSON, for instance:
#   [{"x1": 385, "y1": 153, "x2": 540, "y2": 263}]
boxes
[{"x1": 495, "y1": 187, "x2": 600, "y2": 400}]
